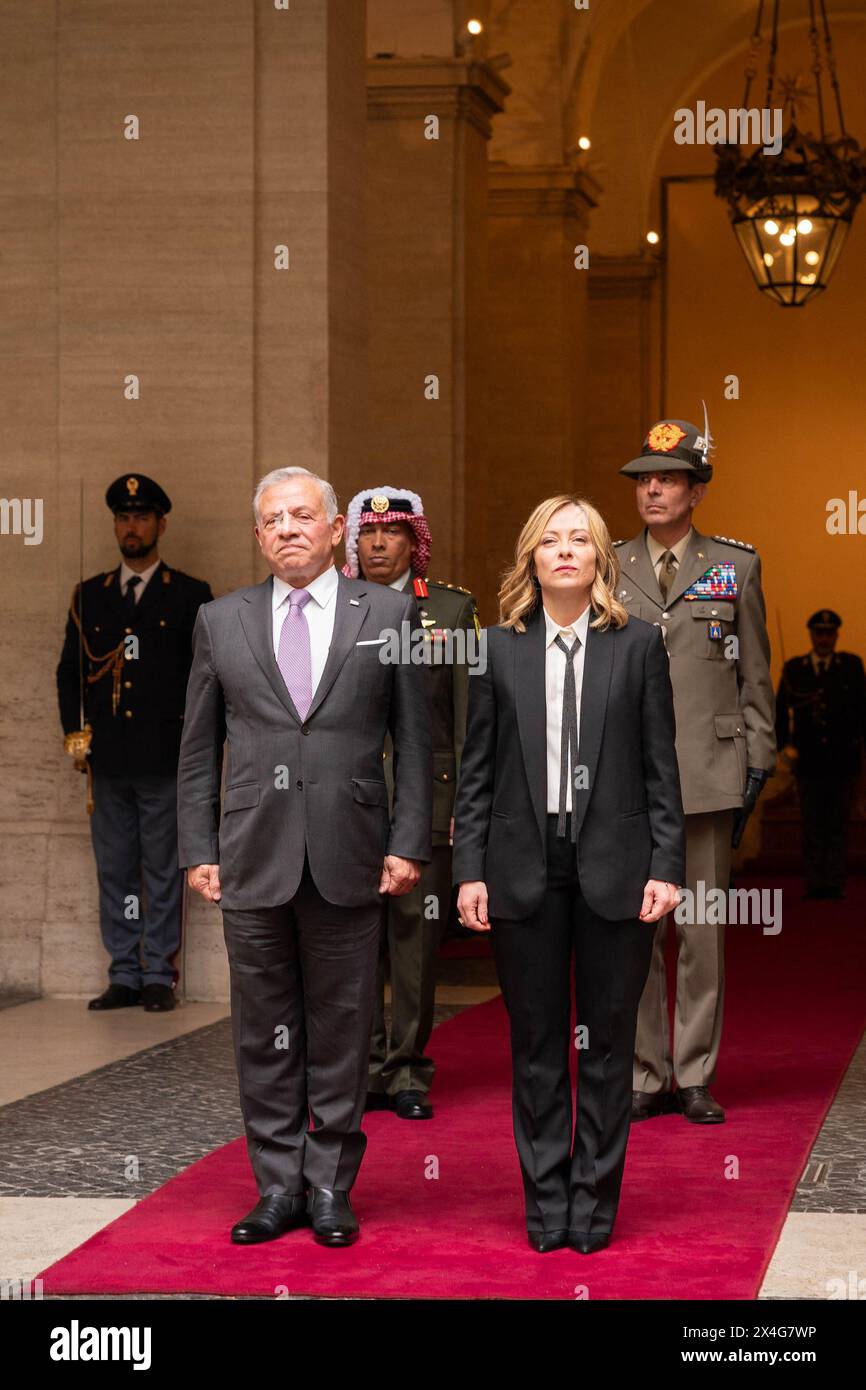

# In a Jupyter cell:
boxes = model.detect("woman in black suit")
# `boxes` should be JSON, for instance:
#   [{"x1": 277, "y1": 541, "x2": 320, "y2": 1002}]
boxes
[{"x1": 453, "y1": 495, "x2": 685, "y2": 1254}]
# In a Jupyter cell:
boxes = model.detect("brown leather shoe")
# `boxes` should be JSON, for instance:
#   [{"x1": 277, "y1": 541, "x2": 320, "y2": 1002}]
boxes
[
  {"x1": 676, "y1": 1086, "x2": 725, "y2": 1123},
  {"x1": 631, "y1": 1089, "x2": 675, "y2": 1121}
]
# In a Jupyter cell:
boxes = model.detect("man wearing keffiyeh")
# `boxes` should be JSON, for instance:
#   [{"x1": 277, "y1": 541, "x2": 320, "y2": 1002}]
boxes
[{"x1": 344, "y1": 487, "x2": 479, "y2": 1121}]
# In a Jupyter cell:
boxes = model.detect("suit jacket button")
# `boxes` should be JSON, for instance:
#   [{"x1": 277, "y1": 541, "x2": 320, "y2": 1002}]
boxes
[
  {"x1": 124, "y1": 627, "x2": 133, "y2": 635},
  {"x1": 301, "y1": 724, "x2": 309, "y2": 735},
  {"x1": 296, "y1": 779, "x2": 303, "y2": 788},
  {"x1": 124, "y1": 709, "x2": 133, "y2": 718},
  {"x1": 123, "y1": 680, "x2": 132, "y2": 689},
  {"x1": 159, "y1": 619, "x2": 166, "y2": 627},
  {"x1": 662, "y1": 612, "x2": 670, "y2": 619}
]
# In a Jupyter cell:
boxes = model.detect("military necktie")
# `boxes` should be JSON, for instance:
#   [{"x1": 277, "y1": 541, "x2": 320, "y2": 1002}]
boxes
[
  {"x1": 122, "y1": 574, "x2": 141, "y2": 618},
  {"x1": 658, "y1": 550, "x2": 677, "y2": 603},
  {"x1": 555, "y1": 632, "x2": 581, "y2": 842}
]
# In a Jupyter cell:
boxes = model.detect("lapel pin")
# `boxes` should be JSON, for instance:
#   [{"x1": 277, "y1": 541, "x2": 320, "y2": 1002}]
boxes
[{"x1": 349, "y1": 598, "x2": 360, "y2": 606}]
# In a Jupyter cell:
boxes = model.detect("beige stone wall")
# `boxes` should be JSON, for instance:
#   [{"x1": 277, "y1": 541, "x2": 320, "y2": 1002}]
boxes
[{"x1": 0, "y1": 0, "x2": 367, "y2": 999}]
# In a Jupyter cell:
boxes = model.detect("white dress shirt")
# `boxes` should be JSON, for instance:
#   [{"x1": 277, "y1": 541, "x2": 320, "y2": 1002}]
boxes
[
  {"x1": 645, "y1": 527, "x2": 693, "y2": 592},
  {"x1": 119, "y1": 557, "x2": 161, "y2": 602},
  {"x1": 388, "y1": 567, "x2": 412, "y2": 591},
  {"x1": 544, "y1": 603, "x2": 591, "y2": 814},
  {"x1": 272, "y1": 564, "x2": 339, "y2": 697}
]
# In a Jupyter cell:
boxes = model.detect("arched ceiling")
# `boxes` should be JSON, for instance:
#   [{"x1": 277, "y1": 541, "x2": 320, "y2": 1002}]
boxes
[{"x1": 487, "y1": 0, "x2": 866, "y2": 253}]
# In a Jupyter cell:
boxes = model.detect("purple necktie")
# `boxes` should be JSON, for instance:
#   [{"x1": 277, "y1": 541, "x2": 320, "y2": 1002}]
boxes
[{"x1": 277, "y1": 588, "x2": 313, "y2": 720}]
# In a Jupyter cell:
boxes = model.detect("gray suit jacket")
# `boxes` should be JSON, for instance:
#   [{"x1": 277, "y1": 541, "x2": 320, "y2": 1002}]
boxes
[{"x1": 177, "y1": 570, "x2": 432, "y2": 911}]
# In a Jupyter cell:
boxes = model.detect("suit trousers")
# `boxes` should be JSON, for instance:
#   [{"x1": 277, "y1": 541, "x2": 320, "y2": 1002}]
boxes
[
  {"x1": 220, "y1": 856, "x2": 381, "y2": 1196},
  {"x1": 368, "y1": 843, "x2": 451, "y2": 1095},
  {"x1": 633, "y1": 808, "x2": 733, "y2": 1094},
  {"x1": 90, "y1": 770, "x2": 183, "y2": 989},
  {"x1": 491, "y1": 816, "x2": 654, "y2": 1236}
]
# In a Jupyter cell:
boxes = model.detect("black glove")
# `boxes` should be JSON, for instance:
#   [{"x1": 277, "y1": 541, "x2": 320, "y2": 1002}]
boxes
[{"x1": 731, "y1": 767, "x2": 769, "y2": 848}]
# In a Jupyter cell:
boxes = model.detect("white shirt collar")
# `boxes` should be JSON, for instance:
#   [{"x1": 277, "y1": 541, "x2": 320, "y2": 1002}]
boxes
[
  {"x1": 273, "y1": 564, "x2": 339, "y2": 610},
  {"x1": 120, "y1": 557, "x2": 160, "y2": 589},
  {"x1": 542, "y1": 602, "x2": 591, "y2": 650},
  {"x1": 646, "y1": 526, "x2": 693, "y2": 568},
  {"x1": 389, "y1": 568, "x2": 412, "y2": 592}
]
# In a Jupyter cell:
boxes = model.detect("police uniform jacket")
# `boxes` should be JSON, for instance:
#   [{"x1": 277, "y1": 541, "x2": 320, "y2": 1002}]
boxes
[
  {"x1": 776, "y1": 651, "x2": 866, "y2": 778},
  {"x1": 57, "y1": 560, "x2": 213, "y2": 777}
]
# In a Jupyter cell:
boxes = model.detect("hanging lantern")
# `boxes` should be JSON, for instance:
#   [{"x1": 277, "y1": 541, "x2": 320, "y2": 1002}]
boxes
[{"x1": 714, "y1": 0, "x2": 866, "y2": 306}]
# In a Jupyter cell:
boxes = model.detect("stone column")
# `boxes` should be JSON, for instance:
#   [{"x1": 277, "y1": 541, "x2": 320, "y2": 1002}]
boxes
[
  {"x1": 585, "y1": 254, "x2": 662, "y2": 539},
  {"x1": 0, "y1": 0, "x2": 369, "y2": 1000},
  {"x1": 481, "y1": 162, "x2": 598, "y2": 613},
  {"x1": 366, "y1": 57, "x2": 508, "y2": 604}
]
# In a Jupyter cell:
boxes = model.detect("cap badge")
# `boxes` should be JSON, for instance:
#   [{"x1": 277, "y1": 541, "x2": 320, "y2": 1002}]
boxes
[
  {"x1": 647, "y1": 422, "x2": 687, "y2": 453},
  {"x1": 126, "y1": 476, "x2": 139, "y2": 495},
  {"x1": 370, "y1": 494, "x2": 390, "y2": 513}
]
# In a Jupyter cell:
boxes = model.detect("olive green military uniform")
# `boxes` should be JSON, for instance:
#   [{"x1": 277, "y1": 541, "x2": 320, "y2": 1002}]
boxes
[
  {"x1": 614, "y1": 526, "x2": 776, "y2": 1093},
  {"x1": 369, "y1": 576, "x2": 479, "y2": 1097}
]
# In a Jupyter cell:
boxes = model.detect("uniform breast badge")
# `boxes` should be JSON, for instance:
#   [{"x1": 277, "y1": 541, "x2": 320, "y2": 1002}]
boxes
[{"x1": 682, "y1": 562, "x2": 738, "y2": 600}]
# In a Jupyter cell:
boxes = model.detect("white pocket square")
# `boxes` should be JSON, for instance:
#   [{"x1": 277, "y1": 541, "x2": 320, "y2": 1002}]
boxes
[{"x1": 355, "y1": 638, "x2": 388, "y2": 646}]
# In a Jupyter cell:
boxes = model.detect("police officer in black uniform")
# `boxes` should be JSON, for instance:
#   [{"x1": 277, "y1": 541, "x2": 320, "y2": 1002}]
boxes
[
  {"x1": 57, "y1": 474, "x2": 213, "y2": 1010},
  {"x1": 776, "y1": 610, "x2": 866, "y2": 899}
]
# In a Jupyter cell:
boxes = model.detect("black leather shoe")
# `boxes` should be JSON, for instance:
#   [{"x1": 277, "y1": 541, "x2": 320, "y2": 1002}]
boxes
[
  {"x1": 392, "y1": 1089, "x2": 433, "y2": 1119},
  {"x1": 308, "y1": 1187, "x2": 359, "y2": 1246},
  {"x1": 142, "y1": 983, "x2": 176, "y2": 1012},
  {"x1": 364, "y1": 1091, "x2": 393, "y2": 1113},
  {"x1": 676, "y1": 1085, "x2": 725, "y2": 1123},
  {"x1": 88, "y1": 984, "x2": 141, "y2": 1011},
  {"x1": 528, "y1": 1229, "x2": 568, "y2": 1253},
  {"x1": 231, "y1": 1193, "x2": 309, "y2": 1244},
  {"x1": 631, "y1": 1089, "x2": 675, "y2": 1121},
  {"x1": 569, "y1": 1231, "x2": 610, "y2": 1254}
]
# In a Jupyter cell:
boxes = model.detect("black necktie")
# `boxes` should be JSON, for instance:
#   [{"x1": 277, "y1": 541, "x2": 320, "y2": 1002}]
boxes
[
  {"x1": 555, "y1": 633, "x2": 581, "y2": 842},
  {"x1": 122, "y1": 574, "x2": 141, "y2": 618}
]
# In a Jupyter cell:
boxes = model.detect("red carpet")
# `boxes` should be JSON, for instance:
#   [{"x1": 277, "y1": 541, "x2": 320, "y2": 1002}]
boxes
[{"x1": 40, "y1": 878, "x2": 866, "y2": 1299}]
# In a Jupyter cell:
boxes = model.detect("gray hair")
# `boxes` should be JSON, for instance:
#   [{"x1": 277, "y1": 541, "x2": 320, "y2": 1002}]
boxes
[{"x1": 252, "y1": 467, "x2": 339, "y2": 524}]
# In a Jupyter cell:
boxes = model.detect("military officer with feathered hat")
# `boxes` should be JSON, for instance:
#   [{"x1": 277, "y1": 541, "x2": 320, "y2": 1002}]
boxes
[
  {"x1": 56, "y1": 473, "x2": 213, "y2": 1012},
  {"x1": 343, "y1": 486, "x2": 479, "y2": 1120},
  {"x1": 615, "y1": 413, "x2": 775, "y2": 1123}
]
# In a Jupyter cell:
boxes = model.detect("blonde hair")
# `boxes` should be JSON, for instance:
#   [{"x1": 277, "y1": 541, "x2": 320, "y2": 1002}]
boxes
[{"x1": 499, "y1": 495, "x2": 628, "y2": 632}]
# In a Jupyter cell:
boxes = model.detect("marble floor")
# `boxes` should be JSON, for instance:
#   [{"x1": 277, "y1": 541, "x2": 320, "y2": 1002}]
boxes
[{"x1": 1, "y1": 950, "x2": 863, "y2": 1300}]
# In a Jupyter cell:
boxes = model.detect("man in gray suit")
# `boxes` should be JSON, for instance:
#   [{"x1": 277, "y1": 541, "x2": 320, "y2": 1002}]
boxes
[{"x1": 177, "y1": 467, "x2": 432, "y2": 1247}]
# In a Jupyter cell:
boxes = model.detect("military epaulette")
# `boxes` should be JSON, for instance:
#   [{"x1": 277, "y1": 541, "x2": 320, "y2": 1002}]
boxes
[
  {"x1": 613, "y1": 539, "x2": 628, "y2": 547},
  {"x1": 429, "y1": 579, "x2": 474, "y2": 596},
  {"x1": 162, "y1": 567, "x2": 171, "y2": 583},
  {"x1": 102, "y1": 571, "x2": 114, "y2": 587},
  {"x1": 712, "y1": 535, "x2": 756, "y2": 553}
]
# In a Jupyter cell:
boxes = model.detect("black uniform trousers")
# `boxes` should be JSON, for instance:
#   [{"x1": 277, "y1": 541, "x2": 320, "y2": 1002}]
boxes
[
  {"x1": 220, "y1": 855, "x2": 382, "y2": 1197},
  {"x1": 491, "y1": 815, "x2": 654, "y2": 1236},
  {"x1": 797, "y1": 773, "x2": 855, "y2": 893},
  {"x1": 90, "y1": 769, "x2": 184, "y2": 989}
]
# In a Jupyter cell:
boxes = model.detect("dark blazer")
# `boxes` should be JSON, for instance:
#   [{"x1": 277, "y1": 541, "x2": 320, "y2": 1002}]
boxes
[
  {"x1": 57, "y1": 560, "x2": 213, "y2": 776},
  {"x1": 451, "y1": 606, "x2": 685, "y2": 922},
  {"x1": 176, "y1": 570, "x2": 433, "y2": 912}
]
